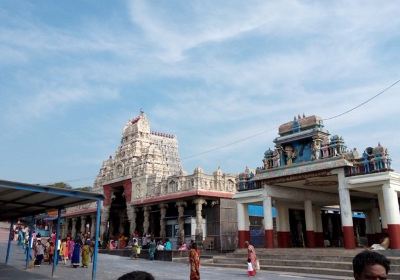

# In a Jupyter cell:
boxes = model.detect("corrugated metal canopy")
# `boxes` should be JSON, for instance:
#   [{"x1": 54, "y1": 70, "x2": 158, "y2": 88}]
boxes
[{"x1": 0, "y1": 180, "x2": 104, "y2": 221}]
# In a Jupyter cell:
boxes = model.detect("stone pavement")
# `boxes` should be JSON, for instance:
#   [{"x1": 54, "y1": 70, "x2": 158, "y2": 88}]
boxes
[{"x1": 0, "y1": 242, "x2": 350, "y2": 280}]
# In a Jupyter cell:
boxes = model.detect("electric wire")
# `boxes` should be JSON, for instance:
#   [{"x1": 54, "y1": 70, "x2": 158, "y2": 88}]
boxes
[
  {"x1": 182, "y1": 78, "x2": 400, "y2": 160},
  {"x1": 322, "y1": 78, "x2": 400, "y2": 121}
]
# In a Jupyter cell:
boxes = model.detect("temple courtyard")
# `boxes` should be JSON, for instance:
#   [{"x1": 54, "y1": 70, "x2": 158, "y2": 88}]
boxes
[{"x1": 0, "y1": 242, "x2": 350, "y2": 280}]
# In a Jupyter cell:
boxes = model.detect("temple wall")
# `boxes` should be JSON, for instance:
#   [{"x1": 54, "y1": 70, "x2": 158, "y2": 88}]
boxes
[{"x1": 219, "y1": 198, "x2": 238, "y2": 251}]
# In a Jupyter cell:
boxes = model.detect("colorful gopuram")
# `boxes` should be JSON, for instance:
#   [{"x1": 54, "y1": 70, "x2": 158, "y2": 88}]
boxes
[{"x1": 234, "y1": 114, "x2": 399, "y2": 249}]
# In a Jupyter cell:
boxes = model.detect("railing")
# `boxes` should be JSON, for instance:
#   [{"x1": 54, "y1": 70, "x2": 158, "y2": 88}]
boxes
[
  {"x1": 345, "y1": 158, "x2": 392, "y2": 177},
  {"x1": 237, "y1": 181, "x2": 262, "y2": 192}
]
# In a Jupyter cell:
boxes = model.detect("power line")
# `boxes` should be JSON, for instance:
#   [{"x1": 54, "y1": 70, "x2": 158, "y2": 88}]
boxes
[
  {"x1": 182, "y1": 78, "x2": 400, "y2": 161},
  {"x1": 181, "y1": 128, "x2": 276, "y2": 160},
  {"x1": 322, "y1": 78, "x2": 400, "y2": 121}
]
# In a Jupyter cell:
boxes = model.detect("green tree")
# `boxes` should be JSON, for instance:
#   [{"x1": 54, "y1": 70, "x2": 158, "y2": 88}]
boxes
[{"x1": 50, "y1": 182, "x2": 72, "y2": 189}]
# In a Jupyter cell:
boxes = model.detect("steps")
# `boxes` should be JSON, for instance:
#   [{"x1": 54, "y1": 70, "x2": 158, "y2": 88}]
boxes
[{"x1": 202, "y1": 248, "x2": 400, "y2": 279}]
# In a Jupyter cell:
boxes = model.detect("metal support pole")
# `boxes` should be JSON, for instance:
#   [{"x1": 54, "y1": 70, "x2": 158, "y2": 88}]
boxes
[
  {"x1": 92, "y1": 200, "x2": 101, "y2": 280},
  {"x1": 52, "y1": 208, "x2": 62, "y2": 278},
  {"x1": 5, "y1": 220, "x2": 14, "y2": 264},
  {"x1": 25, "y1": 222, "x2": 33, "y2": 270}
]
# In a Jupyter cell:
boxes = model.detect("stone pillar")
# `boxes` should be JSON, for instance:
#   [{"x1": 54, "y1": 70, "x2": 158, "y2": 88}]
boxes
[
  {"x1": 66, "y1": 218, "x2": 71, "y2": 236},
  {"x1": 71, "y1": 217, "x2": 77, "y2": 239},
  {"x1": 378, "y1": 191, "x2": 388, "y2": 232},
  {"x1": 60, "y1": 223, "x2": 66, "y2": 239},
  {"x1": 276, "y1": 203, "x2": 290, "y2": 248},
  {"x1": 237, "y1": 202, "x2": 250, "y2": 248},
  {"x1": 382, "y1": 183, "x2": 400, "y2": 249},
  {"x1": 193, "y1": 198, "x2": 207, "y2": 241},
  {"x1": 263, "y1": 195, "x2": 274, "y2": 248},
  {"x1": 90, "y1": 214, "x2": 96, "y2": 238},
  {"x1": 337, "y1": 170, "x2": 355, "y2": 249},
  {"x1": 80, "y1": 216, "x2": 87, "y2": 235},
  {"x1": 143, "y1": 206, "x2": 151, "y2": 235},
  {"x1": 176, "y1": 201, "x2": 187, "y2": 245},
  {"x1": 313, "y1": 206, "x2": 324, "y2": 247},
  {"x1": 126, "y1": 204, "x2": 137, "y2": 235},
  {"x1": 100, "y1": 206, "x2": 110, "y2": 240},
  {"x1": 159, "y1": 203, "x2": 168, "y2": 239},
  {"x1": 304, "y1": 200, "x2": 315, "y2": 248}
]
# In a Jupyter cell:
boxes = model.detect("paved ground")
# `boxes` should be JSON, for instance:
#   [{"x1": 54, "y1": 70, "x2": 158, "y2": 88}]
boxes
[{"x1": 0, "y1": 242, "x2": 350, "y2": 280}]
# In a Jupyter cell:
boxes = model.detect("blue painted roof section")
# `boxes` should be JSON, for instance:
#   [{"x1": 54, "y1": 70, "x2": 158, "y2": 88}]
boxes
[
  {"x1": 248, "y1": 204, "x2": 277, "y2": 217},
  {"x1": 353, "y1": 212, "x2": 366, "y2": 218}
]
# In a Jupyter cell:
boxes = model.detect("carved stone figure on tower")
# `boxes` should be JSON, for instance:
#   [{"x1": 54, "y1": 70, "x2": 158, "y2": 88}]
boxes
[{"x1": 284, "y1": 145, "x2": 296, "y2": 165}]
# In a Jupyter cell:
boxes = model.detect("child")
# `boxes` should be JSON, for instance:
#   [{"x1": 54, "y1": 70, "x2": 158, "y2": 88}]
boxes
[
  {"x1": 60, "y1": 239, "x2": 68, "y2": 264},
  {"x1": 33, "y1": 240, "x2": 45, "y2": 267},
  {"x1": 131, "y1": 238, "x2": 140, "y2": 259},
  {"x1": 247, "y1": 258, "x2": 256, "y2": 276}
]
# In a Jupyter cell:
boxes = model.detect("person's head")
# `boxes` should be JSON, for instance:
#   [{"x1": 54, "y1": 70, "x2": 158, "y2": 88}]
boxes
[
  {"x1": 247, "y1": 258, "x2": 251, "y2": 263},
  {"x1": 353, "y1": 250, "x2": 390, "y2": 280},
  {"x1": 191, "y1": 242, "x2": 197, "y2": 250},
  {"x1": 244, "y1": 241, "x2": 249, "y2": 247},
  {"x1": 117, "y1": 271, "x2": 154, "y2": 280}
]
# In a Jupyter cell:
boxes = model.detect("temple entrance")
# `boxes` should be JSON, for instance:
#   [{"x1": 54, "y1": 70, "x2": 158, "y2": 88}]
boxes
[
  {"x1": 248, "y1": 204, "x2": 265, "y2": 248},
  {"x1": 108, "y1": 186, "x2": 129, "y2": 238},
  {"x1": 289, "y1": 209, "x2": 306, "y2": 247},
  {"x1": 249, "y1": 216, "x2": 264, "y2": 248},
  {"x1": 321, "y1": 210, "x2": 343, "y2": 247}
]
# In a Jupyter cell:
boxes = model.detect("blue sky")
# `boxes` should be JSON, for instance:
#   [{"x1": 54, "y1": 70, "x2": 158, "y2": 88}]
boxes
[{"x1": 1, "y1": 0, "x2": 399, "y2": 187}]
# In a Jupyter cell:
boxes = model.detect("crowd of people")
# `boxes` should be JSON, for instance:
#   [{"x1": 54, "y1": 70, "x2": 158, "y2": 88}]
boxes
[
  {"x1": 13, "y1": 224, "x2": 394, "y2": 280},
  {"x1": 14, "y1": 222, "x2": 392, "y2": 280},
  {"x1": 15, "y1": 226, "x2": 96, "y2": 269}
]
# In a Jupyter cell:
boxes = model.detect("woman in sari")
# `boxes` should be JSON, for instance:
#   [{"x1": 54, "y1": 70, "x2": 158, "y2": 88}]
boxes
[
  {"x1": 148, "y1": 238, "x2": 156, "y2": 261},
  {"x1": 81, "y1": 241, "x2": 91, "y2": 268},
  {"x1": 71, "y1": 239, "x2": 82, "y2": 268},
  {"x1": 67, "y1": 237, "x2": 75, "y2": 261},
  {"x1": 245, "y1": 241, "x2": 258, "y2": 273},
  {"x1": 189, "y1": 243, "x2": 200, "y2": 280}
]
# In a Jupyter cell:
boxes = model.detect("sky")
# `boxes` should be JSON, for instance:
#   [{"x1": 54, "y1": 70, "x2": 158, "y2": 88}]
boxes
[{"x1": 1, "y1": 0, "x2": 400, "y2": 188}]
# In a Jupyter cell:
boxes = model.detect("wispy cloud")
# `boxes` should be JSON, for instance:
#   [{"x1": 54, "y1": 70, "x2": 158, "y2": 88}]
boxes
[
  {"x1": 4, "y1": 86, "x2": 120, "y2": 126},
  {"x1": 1, "y1": 0, "x2": 400, "y2": 185}
]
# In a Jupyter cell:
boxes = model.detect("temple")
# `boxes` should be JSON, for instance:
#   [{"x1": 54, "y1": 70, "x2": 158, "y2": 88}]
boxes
[
  {"x1": 61, "y1": 113, "x2": 400, "y2": 251},
  {"x1": 63, "y1": 112, "x2": 237, "y2": 250},
  {"x1": 235, "y1": 114, "x2": 400, "y2": 249}
]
